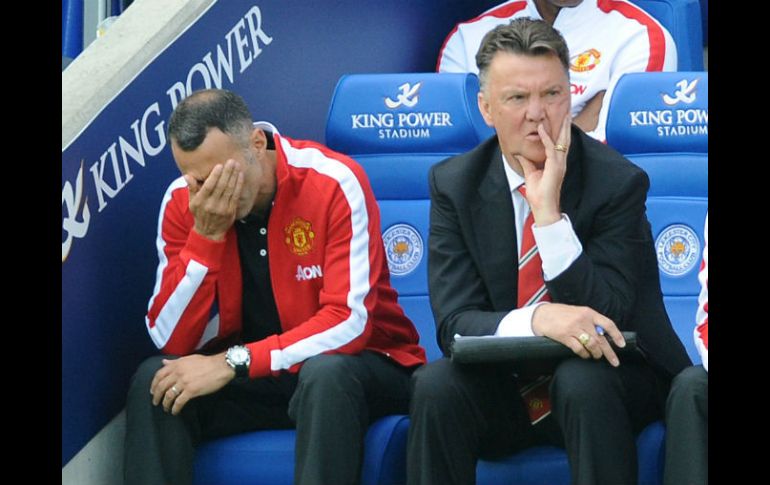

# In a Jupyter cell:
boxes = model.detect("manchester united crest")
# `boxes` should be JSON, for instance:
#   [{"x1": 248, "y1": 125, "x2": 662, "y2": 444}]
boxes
[
  {"x1": 284, "y1": 217, "x2": 315, "y2": 256},
  {"x1": 569, "y1": 48, "x2": 601, "y2": 73}
]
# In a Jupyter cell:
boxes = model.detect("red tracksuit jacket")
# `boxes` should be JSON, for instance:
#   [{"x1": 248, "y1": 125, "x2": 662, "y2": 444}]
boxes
[{"x1": 145, "y1": 133, "x2": 426, "y2": 378}]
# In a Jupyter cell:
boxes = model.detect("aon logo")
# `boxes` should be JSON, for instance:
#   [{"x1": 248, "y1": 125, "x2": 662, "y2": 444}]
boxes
[{"x1": 296, "y1": 264, "x2": 323, "y2": 281}]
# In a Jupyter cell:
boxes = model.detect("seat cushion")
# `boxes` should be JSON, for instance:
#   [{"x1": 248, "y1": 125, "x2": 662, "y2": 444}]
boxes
[{"x1": 193, "y1": 415, "x2": 409, "y2": 485}]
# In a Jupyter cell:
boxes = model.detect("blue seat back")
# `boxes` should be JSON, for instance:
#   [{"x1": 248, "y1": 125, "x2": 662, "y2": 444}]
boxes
[
  {"x1": 631, "y1": 0, "x2": 704, "y2": 70},
  {"x1": 326, "y1": 73, "x2": 494, "y2": 362},
  {"x1": 606, "y1": 71, "x2": 707, "y2": 364}
]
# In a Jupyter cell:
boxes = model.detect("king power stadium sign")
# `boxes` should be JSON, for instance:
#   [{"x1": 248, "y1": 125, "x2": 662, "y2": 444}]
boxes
[{"x1": 627, "y1": 77, "x2": 708, "y2": 138}]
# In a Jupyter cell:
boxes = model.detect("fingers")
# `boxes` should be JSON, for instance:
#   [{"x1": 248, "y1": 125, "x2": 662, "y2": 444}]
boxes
[
  {"x1": 596, "y1": 314, "x2": 626, "y2": 349},
  {"x1": 537, "y1": 122, "x2": 554, "y2": 152},
  {"x1": 212, "y1": 160, "x2": 239, "y2": 200},
  {"x1": 594, "y1": 333, "x2": 620, "y2": 367},
  {"x1": 193, "y1": 160, "x2": 240, "y2": 201},
  {"x1": 577, "y1": 327, "x2": 619, "y2": 366},
  {"x1": 228, "y1": 171, "x2": 245, "y2": 214},
  {"x1": 150, "y1": 365, "x2": 172, "y2": 406},
  {"x1": 196, "y1": 163, "x2": 224, "y2": 201},
  {"x1": 162, "y1": 385, "x2": 185, "y2": 413},
  {"x1": 538, "y1": 113, "x2": 571, "y2": 161},
  {"x1": 151, "y1": 359, "x2": 182, "y2": 408},
  {"x1": 170, "y1": 390, "x2": 190, "y2": 415},
  {"x1": 566, "y1": 337, "x2": 591, "y2": 360},
  {"x1": 557, "y1": 111, "x2": 571, "y2": 148},
  {"x1": 155, "y1": 376, "x2": 187, "y2": 414},
  {"x1": 578, "y1": 314, "x2": 622, "y2": 367}
]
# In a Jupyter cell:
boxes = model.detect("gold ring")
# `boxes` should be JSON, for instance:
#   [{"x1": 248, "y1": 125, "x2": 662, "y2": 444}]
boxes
[
  {"x1": 577, "y1": 333, "x2": 590, "y2": 346},
  {"x1": 171, "y1": 386, "x2": 179, "y2": 396},
  {"x1": 554, "y1": 144, "x2": 568, "y2": 152}
]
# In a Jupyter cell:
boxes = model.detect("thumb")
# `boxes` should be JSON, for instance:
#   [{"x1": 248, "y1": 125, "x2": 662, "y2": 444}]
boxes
[
  {"x1": 183, "y1": 174, "x2": 199, "y2": 196},
  {"x1": 514, "y1": 155, "x2": 537, "y2": 178}
]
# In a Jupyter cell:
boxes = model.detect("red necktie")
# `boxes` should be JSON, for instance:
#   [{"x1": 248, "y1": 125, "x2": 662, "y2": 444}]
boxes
[
  {"x1": 517, "y1": 185, "x2": 552, "y2": 425},
  {"x1": 517, "y1": 186, "x2": 551, "y2": 308}
]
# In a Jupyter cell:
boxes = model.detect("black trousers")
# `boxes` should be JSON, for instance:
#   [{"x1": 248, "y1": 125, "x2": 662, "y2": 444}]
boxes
[
  {"x1": 664, "y1": 365, "x2": 708, "y2": 485},
  {"x1": 407, "y1": 357, "x2": 666, "y2": 485},
  {"x1": 124, "y1": 351, "x2": 414, "y2": 485}
]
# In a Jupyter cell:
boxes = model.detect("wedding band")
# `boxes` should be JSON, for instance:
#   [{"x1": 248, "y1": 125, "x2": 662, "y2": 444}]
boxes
[
  {"x1": 171, "y1": 386, "x2": 179, "y2": 396},
  {"x1": 554, "y1": 144, "x2": 568, "y2": 152},
  {"x1": 578, "y1": 333, "x2": 591, "y2": 346}
]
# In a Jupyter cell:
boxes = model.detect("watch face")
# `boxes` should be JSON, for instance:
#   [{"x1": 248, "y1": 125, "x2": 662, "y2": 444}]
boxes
[
  {"x1": 231, "y1": 347, "x2": 249, "y2": 364},
  {"x1": 227, "y1": 346, "x2": 251, "y2": 371}
]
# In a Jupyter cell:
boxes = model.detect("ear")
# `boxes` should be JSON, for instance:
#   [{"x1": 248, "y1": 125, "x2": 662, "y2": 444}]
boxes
[
  {"x1": 250, "y1": 127, "x2": 268, "y2": 151},
  {"x1": 477, "y1": 91, "x2": 494, "y2": 128}
]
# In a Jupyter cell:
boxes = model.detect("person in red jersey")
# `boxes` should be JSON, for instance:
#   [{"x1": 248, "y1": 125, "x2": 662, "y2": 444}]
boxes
[{"x1": 124, "y1": 89, "x2": 426, "y2": 485}]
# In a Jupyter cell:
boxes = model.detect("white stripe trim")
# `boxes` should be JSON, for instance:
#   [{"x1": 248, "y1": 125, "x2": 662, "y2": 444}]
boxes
[
  {"x1": 269, "y1": 138, "x2": 371, "y2": 371},
  {"x1": 195, "y1": 314, "x2": 220, "y2": 350},
  {"x1": 145, "y1": 177, "x2": 210, "y2": 349},
  {"x1": 530, "y1": 410, "x2": 551, "y2": 425},
  {"x1": 148, "y1": 259, "x2": 209, "y2": 348},
  {"x1": 518, "y1": 246, "x2": 537, "y2": 269},
  {"x1": 146, "y1": 177, "x2": 187, "y2": 314},
  {"x1": 524, "y1": 285, "x2": 548, "y2": 307}
]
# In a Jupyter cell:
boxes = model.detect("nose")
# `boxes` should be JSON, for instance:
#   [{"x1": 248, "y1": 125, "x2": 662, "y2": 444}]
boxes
[{"x1": 525, "y1": 96, "x2": 545, "y2": 122}]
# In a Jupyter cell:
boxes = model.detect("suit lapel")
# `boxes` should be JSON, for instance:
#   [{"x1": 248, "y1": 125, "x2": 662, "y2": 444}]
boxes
[{"x1": 470, "y1": 145, "x2": 518, "y2": 311}]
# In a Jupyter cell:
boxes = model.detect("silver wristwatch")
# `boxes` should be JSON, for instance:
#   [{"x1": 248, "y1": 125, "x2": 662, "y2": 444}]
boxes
[{"x1": 225, "y1": 345, "x2": 251, "y2": 378}]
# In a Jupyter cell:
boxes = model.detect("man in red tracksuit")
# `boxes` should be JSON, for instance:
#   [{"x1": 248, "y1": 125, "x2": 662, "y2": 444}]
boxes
[{"x1": 124, "y1": 88, "x2": 426, "y2": 485}]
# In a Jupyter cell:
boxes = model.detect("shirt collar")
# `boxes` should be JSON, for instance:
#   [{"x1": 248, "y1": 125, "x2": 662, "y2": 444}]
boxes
[{"x1": 501, "y1": 153, "x2": 525, "y2": 194}]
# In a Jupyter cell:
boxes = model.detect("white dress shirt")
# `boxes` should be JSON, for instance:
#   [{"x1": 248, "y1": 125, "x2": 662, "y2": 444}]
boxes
[{"x1": 495, "y1": 155, "x2": 583, "y2": 337}]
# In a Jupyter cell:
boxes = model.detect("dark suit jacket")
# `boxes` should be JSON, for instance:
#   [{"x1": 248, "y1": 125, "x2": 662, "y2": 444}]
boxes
[{"x1": 428, "y1": 127, "x2": 691, "y2": 378}]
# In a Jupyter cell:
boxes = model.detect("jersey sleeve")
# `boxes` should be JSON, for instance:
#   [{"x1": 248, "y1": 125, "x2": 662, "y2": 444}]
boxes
[{"x1": 145, "y1": 178, "x2": 227, "y2": 355}]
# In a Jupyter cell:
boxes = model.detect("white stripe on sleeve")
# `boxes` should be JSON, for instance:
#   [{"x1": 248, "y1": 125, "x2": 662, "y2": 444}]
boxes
[{"x1": 145, "y1": 177, "x2": 211, "y2": 349}]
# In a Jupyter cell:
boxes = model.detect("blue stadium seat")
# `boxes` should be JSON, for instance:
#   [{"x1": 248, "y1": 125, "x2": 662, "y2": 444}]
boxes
[
  {"x1": 326, "y1": 72, "x2": 494, "y2": 363},
  {"x1": 604, "y1": 70, "x2": 707, "y2": 485},
  {"x1": 631, "y1": 0, "x2": 705, "y2": 70},
  {"x1": 194, "y1": 415, "x2": 411, "y2": 485},
  {"x1": 606, "y1": 70, "x2": 708, "y2": 365},
  {"x1": 326, "y1": 72, "x2": 677, "y2": 485}
]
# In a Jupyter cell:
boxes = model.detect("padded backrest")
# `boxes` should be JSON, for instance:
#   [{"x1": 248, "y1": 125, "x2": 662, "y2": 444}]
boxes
[
  {"x1": 631, "y1": 0, "x2": 704, "y2": 70},
  {"x1": 606, "y1": 71, "x2": 707, "y2": 364},
  {"x1": 326, "y1": 73, "x2": 494, "y2": 361}
]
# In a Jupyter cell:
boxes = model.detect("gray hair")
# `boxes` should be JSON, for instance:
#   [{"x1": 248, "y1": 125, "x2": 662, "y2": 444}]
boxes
[
  {"x1": 167, "y1": 89, "x2": 254, "y2": 151},
  {"x1": 476, "y1": 18, "x2": 570, "y2": 91}
]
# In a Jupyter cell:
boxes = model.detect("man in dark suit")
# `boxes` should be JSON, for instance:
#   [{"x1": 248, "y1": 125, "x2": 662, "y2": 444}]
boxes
[{"x1": 407, "y1": 18, "x2": 691, "y2": 485}]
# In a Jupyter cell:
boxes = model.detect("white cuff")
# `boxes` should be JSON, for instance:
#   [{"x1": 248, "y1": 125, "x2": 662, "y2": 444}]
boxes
[
  {"x1": 495, "y1": 302, "x2": 548, "y2": 337},
  {"x1": 533, "y1": 214, "x2": 582, "y2": 281}
]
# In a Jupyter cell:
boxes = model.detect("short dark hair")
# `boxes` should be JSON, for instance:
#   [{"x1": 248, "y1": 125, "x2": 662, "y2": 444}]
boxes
[
  {"x1": 476, "y1": 18, "x2": 570, "y2": 91},
  {"x1": 167, "y1": 89, "x2": 253, "y2": 151}
]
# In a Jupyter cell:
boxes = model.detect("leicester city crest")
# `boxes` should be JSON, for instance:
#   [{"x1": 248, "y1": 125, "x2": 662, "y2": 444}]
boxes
[
  {"x1": 655, "y1": 224, "x2": 700, "y2": 276},
  {"x1": 383, "y1": 224, "x2": 423, "y2": 276}
]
